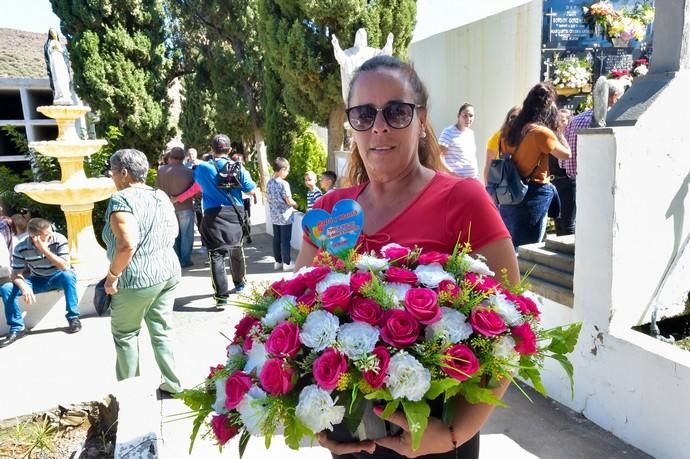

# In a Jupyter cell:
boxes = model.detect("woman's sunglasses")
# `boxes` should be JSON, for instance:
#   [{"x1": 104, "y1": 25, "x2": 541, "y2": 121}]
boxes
[{"x1": 346, "y1": 102, "x2": 423, "y2": 132}]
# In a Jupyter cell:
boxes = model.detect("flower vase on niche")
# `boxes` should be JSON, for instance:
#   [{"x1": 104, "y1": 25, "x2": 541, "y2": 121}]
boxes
[
  {"x1": 556, "y1": 87, "x2": 580, "y2": 97},
  {"x1": 611, "y1": 37, "x2": 630, "y2": 47}
]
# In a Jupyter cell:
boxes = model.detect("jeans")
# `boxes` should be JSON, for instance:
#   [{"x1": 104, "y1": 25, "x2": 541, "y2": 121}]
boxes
[
  {"x1": 110, "y1": 275, "x2": 182, "y2": 392},
  {"x1": 552, "y1": 176, "x2": 576, "y2": 236},
  {"x1": 273, "y1": 224, "x2": 292, "y2": 264},
  {"x1": 209, "y1": 245, "x2": 246, "y2": 300},
  {"x1": 174, "y1": 209, "x2": 195, "y2": 266},
  {"x1": 1, "y1": 270, "x2": 79, "y2": 332},
  {"x1": 499, "y1": 182, "x2": 555, "y2": 248}
]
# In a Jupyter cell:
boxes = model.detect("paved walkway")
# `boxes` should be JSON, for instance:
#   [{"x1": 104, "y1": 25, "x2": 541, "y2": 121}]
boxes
[{"x1": 0, "y1": 201, "x2": 652, "y2": 458}]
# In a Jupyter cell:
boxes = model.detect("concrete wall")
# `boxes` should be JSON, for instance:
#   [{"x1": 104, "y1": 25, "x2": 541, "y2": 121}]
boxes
[{"x1": 409, "y1": 1, "x2": 542, "y2": 181}]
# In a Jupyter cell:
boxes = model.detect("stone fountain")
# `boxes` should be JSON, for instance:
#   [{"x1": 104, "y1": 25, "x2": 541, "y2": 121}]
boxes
[{"x1": 15, "y1": 105, "x2": 115, "y2": 280}]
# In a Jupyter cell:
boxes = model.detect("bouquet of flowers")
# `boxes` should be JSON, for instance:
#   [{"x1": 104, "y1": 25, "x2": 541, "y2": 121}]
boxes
[
  {"x1": 608, "y1": 14, "x2": 647, "y2": 41},
  {"x1": 632, "y1": 57, "x2": 649, "y2": 77},
  {"x1": 551, "y1": 56, "x2": 593, "y2": 91},
  {"x1": 178, "y1": 235, "x2": 581, "y2": 455},
  {"x1": 583, "y1": 1, "x2": 616, "y2": 31},
  {"x1": 608, "y1": 69, "x2": 634, "y2": 87}
]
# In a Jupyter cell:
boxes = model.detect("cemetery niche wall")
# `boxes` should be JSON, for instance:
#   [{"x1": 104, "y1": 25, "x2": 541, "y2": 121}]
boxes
[{"x1": 541, "y1": 0, "x2": 655, "y2": 112}]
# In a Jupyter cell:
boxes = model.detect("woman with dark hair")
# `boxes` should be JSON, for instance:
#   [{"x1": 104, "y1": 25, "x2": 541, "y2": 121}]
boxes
[
  {"x1": 483, "y1": 106, "x2": 521, "y2": 183},
  {"x1": 295, "y1": 55, "x2": 519, "y2": 459},
  {"x1": 439, "y1": 103, "x2": 478, "y2": 178},
  {"x1": 499, "y1": 82, "x2": 571, "y2": 247}
]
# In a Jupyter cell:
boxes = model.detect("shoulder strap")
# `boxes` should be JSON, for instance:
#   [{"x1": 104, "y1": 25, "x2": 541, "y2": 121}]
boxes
[{"x1": 512, "y1": 126, "x2": 541, "y2": 181}]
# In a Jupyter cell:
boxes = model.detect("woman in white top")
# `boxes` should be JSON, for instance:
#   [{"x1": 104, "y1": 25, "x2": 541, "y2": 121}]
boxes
[{"x1": 438, "y1": 103, "x2": 477, "y2": 178}]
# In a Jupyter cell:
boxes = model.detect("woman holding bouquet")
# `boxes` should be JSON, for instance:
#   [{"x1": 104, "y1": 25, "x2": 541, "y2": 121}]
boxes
[{"x1": 296, "y1": 55, "x2": 520, "y2": 459}]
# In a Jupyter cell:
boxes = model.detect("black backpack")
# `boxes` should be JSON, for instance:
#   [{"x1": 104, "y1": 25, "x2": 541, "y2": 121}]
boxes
[{"x1": 213, "y1": 159, "x2": 242, "y2": 190}]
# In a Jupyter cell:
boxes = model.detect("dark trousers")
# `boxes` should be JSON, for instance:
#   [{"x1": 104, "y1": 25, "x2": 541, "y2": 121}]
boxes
[
  {"x1": 332, "y1": 432, "x2": 479, "y2": 459},
  {"x1": 552, "y1": 176, "x2": 576, "y2": 236},
  {"x1": 272, "y1": 224, "x2": 292, "y2": 264},
  {"x1": 208, "y1": 246, "x2": 245, "y2": 299}
]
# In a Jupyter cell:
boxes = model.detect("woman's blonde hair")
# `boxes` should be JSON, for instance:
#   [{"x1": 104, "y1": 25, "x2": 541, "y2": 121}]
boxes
[{"x1": 344, "y1": 55, "x2": 449, "y2": 186}]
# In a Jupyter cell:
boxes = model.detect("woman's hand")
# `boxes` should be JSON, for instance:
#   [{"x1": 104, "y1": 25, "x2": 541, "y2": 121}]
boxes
[
  {"x1": 316, "y1": 432, "x2": 375, "y2": 456},
  {"x1": 374, "y1": 409, "x2": 455, "y2": 458},
  {"x1": 104, "y1": 275, "x2": 119, "y2": 295}
]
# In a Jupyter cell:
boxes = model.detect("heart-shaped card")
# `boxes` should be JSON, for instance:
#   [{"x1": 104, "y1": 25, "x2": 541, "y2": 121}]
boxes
[{"x1": 302, "y1": 199, "x2": 363, "y2": 256}]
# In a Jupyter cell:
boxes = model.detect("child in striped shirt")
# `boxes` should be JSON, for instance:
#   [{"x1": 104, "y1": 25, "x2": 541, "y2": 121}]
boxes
[{"x1": 304, "y1": 171, "x2": 322, "y2": 210}]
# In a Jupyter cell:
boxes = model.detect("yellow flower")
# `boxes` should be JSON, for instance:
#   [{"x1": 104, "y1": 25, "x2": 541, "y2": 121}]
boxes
[{"x1": 336, "y1": 373, "x2": 352, "y2": 391}]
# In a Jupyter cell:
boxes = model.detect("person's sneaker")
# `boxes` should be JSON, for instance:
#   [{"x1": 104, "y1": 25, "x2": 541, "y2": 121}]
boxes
[
  {"x1": 283, "y1": 262, "x2": 295, "y2": 272},
  {"x1": 215, "y1": 297, "x2": 228, "y2": 310},
  {"x1": 0, "y1": 329, "x2": 27, "y2": 348},
  {"x1": 274, "y1": 262, "x2": 282, "y2": 270},
  {"x1": 67, "y1": 318, "x2": 82, "y2": 334},
  {"x1": 233, "y1": 283, "x2": 245, "y2": 294},
  {"x1": 158, "y1": 383, "x2": 180, "y2": 399}
]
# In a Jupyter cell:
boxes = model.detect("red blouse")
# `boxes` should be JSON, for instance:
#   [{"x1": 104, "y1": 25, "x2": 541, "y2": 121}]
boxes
[{"x1": 303, "y1": 172, "x2": 510, "y2": 254}]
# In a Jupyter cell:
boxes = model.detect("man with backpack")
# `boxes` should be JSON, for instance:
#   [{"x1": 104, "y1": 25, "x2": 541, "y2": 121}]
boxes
[{"x1": 194, "y1": 134, "x2": 256, "y2": 308}]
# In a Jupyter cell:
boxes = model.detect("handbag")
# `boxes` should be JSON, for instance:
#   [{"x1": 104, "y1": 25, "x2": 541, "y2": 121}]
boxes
[{"x1": 486, "y1": 129, "x2": 540, "y2": 206}]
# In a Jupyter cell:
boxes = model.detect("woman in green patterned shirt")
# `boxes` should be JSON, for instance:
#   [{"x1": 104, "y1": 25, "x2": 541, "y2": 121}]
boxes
[{"x1": 103, "y1": 148, "x2": 182, "y2": 395}]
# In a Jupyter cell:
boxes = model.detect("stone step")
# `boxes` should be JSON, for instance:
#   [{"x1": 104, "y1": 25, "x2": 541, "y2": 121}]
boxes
[
  {"x1": 524, "y1": 275, "x2": 574, "y2": 308},
  {"x1": 544, "y1": 234, "x2": 575, "y2": 255},
  {"x1": 518, "y1": 245, "x2": 574, "y2": 274},
  {"x1": 518, "y1": 258, "x2": 573, "y2": 290}
]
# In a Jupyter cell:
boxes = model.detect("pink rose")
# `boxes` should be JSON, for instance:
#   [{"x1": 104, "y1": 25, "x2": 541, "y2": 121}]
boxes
[
  {"x1": 260, "y1": 358, "x2": 296, "y2": 395},
  {"x1": 224, "y1": 370, "x2": 253, "y2": 410},
  {"x1": 511, "y1": 322, "x2": 537, "y2": 355},
  {"x1": 437, "y1": 279, "x2": 460, "y2": 297},
  {"x1": 465, "y1": 273, "x2": 499, "y2": 294},
  {"x1": 521, "y1": 296, "x2": 540, "y2": 318},
  {"x1": 301, "y1": 266, "x2": 331, "y2": 289},
  {"x1": 379, "y1": 309, "x2": 420, "y2": 348},
  {"x1": 233, "y1": 316, "x2": 261, "y2": 344},
  {"x1": 417, "y1": 251, "x2": 450, "y2": 265},
  {"x1": 210, "y1": 414, "x2": 239, "y2": 445},
  {"x1": 269, "y1": 279, "x2": 288, "y2": 296},
  {"x1": 442, "y1": 344, "x2": 479, "y2": 381},
  {"x1": 266, "y1": 321, "x2": 301, "y2": 358},
  {"x1": 320, "y1": 284, "x2": 352, "y2": 314},
  {"x1": 386, "y1": 266, "x2": 418, "y2": 285},
  {"x1": 350, "y1": 271, "x2": 373, "y2": 294},
  {"x1": 282, "y1": 277, "x2": 307, "y2": 297},
  {"x1": 350, "y1": 297, "x2": 384, "y2": 325},
  {"x1": 313, "y1": 347, "x2": 348, "y2": 391},
  {"x1": 469, "y1": 307, "x2": 507, "y2": 337},
  {"x1": 505, "y1": 292, "x2": 540, "y2": 319},
  {"x1": 297, "y1": 289, "x2": 317, "y2": 307},
  {"x1": 404, "y1": 288, "x2": 441, "y2": 324},
  {"x1": 362, "y1": 346, "x2": 390, "y2": 389},
  {"x1": 381, "y1": 243, "x2": 411, "y2": 260}
]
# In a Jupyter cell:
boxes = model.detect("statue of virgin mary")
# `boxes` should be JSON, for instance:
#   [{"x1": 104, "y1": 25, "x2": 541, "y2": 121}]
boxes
[{"x1": 44, "y1": 28, "x2": 77, "y2": 105}]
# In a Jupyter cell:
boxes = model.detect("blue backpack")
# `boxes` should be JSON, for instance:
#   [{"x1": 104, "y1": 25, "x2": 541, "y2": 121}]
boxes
[{"x1": 485, "y1": 132, "x2": 540, "y2": 206}]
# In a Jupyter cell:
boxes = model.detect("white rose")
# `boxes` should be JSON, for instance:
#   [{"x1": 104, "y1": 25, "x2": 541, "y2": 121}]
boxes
[
  {"x1": 425, "y1": 307, "x2": 473, "y2": 344},
  {"x1": 337, "y1": 322, "x2": 379, "y2": 360},
  {"x1": 237, "y1": 385, "x2": 269, "y2": 436},
  {"x1": 300, "y1": 310, "x2": 340, "y2": 352},
  {"x1": 355, "y1": 254, "x2": 389, "y2": 271},
  {"x1": 488, "y1": 293, "x2": 523, "y2": 327},
  {"x1": 212, "y1": 376, "x2": 228, "y2": 414},
  {"x1": 384, "y1": 282, "x2": 410, "y2": 306},
  {"x1": 461, "y1": 254, "x2": 494, "y2": 276},
  {"x1": 262, "y1": 295, "x2": 296, "y2": 327},
  {"x1": 295, "y1": 384, "x2": 345, "y2": 433},
  {"x1": 243, "y1": 340, "x2": 268, "y2": 376},
  {"x1": 413, "y1": 263, "x2": 455, "y2": 288},
  {"x1": 385, "y1": 351, "x2": 431, "y2": 402},
  {"x1": 316, "y1": 272, "x2": 351, "y2": 294}
]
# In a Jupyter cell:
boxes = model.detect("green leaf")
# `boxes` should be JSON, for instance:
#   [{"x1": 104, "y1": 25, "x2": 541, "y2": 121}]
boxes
[
  {"x1": 518, "y1": 365, "x2": 546, "y2": 396},
  {"x1": 338, "y1": 389, "x2": 366, "y2": 433},
  {"x1": 459, "y1": 383, "x2": 508, "y2": 407},
  {"x1": 382, "y1": 400, "x2": 400, "y2": 419},
  {"x1": 545, "y1": 323, "x2": 582, "y2": 355},
  {"x1": 238, "y1": 430, "x2": 251, "y2": 458},
  {"x1": 442, "y1": 395, "x2": 458, "y2": 426},
  {"x1": 364, "y1": 389, "x2": 393, "y2": 401},
  {"x1": 284, "y1": 415, "x2": 312, "y2": 450},
  {"x1": 548, "y1": 353, "x2": 575, "y2": 399},
  {"x1": 401, "y1": 400, "x2": 430, "y2": 451},
  {"x1": 187, "y1": 408, "x2": 211, "y2": 454},
  {"x1": 425, "y1": 378, "x2": 460, "y2": 400}
]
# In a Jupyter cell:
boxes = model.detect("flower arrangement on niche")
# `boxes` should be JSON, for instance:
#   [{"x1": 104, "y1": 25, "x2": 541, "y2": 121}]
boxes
[
  {"x1": 549, "y1": 56, "x2": 593, "y2": 94},
  {"x1": 584, "y1": 1, "x2": 655, "y2": 46}
]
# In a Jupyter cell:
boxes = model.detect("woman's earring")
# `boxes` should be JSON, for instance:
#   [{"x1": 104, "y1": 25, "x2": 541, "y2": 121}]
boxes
[{"x1": 420, "y1": 130, "x2": 427, "y2": 139}]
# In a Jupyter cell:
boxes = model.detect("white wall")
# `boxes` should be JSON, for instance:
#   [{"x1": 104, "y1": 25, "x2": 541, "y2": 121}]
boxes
[{"x1": 409, "y1": 1, "x2": 542, "y2": 181}]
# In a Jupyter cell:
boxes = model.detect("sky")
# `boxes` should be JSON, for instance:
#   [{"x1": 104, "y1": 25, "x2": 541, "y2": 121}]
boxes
[{"x1": 0, "y1": 0, "x2": 61, "y2": 33}]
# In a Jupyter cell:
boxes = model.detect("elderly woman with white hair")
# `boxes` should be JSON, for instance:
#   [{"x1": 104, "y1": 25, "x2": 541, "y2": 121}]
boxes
[{"x1": 103, "y1": 148, "x2": 183, "y2": 396}]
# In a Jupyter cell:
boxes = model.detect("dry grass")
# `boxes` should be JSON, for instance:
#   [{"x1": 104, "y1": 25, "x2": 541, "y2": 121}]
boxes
[{"x1": 0, "y1": 28, "x2": 48, "y2": 79}]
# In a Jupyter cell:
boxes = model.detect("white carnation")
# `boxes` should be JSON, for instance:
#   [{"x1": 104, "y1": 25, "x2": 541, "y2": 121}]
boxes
[
  {"x1": 300, "y1": 310, "x2": 340, "y2": 351},
  {"x1": 385, "y1": 352, "x2": 431, "y2": 402},
  {"x1": 461, "y1": 254, "x2": 494, "y2": 276},
  {"x1": 243, "y1": 340, "x2": 268, "y2": 376},
  {"x1": 262, "y1": 295, "x2": 296, "y2": 327},
  {"x1": 316, "y1": 272, "x2": 351, "y2": 293},
  {"x1": 337, "y1": 322, "x2": 379, "y2": 360},
  {"x1": 425, "y1": 307, "x2": 473, "y2": 344},
  {"x1": 294, "y1": 266, "x2": 316, "y2": 277},
  {"x1": 384, "y1": 282, "x2": 410, "y2": 307},
  {"x1": 493, "y1": 335, "x2": 517, "y2": 360},
  {"x1": 413, "y1": 263, "x2": 455, "y2": 288},
  {"x1": 237, "y1": 385, "x2": 269, "y2": 436},
  {"x1": 212, "y1": 376, "x2": 228, "y2": 414},
  {"x1": 355, "y1": 254, "x2": 389, "y2": 271},
  {"x1": 489, "y1": 293, "x2": 523, "y2": 326},
  {"x1": 295, "y1": 385, "x2": 345, "y2": 433}
]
